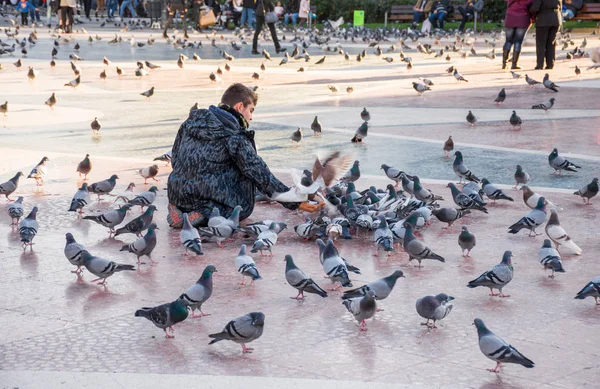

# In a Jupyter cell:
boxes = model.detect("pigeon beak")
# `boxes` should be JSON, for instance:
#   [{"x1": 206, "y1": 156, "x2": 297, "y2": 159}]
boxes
[{"x1": 447, "y1": 296, "x2": 455, "y2": 301}]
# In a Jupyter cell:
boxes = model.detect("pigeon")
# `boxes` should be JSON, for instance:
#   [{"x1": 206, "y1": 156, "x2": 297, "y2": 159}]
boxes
[
  {"x1": 462, "y1": 182, "x2": 487, "y2": 206},
  {"x1": 525, "y1": 74, "x2": 541, "y2": 86},
  {"x1": 177, "y1": 213, "x2": 202, "y2": 255},
  {"x1": 45, "y1": 93, "x2": 57, "y2": 109},
  {"x1": 76, "y1": 154, "x2": 92, "y2": 180},
  {"x1": 481, "y1": 178, "x2": 514, "y2": 204},
  {"x1": 494, "y1": 88, "x2": 506, "y2": 104},
  {"x1": 64, "y1": 233, "x2": 86, "y2": 275},
  {"x1": 453, "y1": 151, "x2": 480, "y2": 183},
  {"x1": 412, "y1": 81, "x2": 430, "y2": 95},
  {"x1": 342, "y1": 290, "x2": 377, "y2": 331},
  {"x1": 360, "y1": 108, "x2": 370, "y2": 122},
  {"x1": 315, "y1": 56, "x2": 326, "y2": 64},
  {"x1": 510, "y1": 71, "x2": 522, "y2": 79},
  {"x1": 90, "y1": 117, "x2": 102, "y2": 135},
  {"x1": 573, "y1": 177, "x2": 598, "y2": 205},
  {"x1": 458, "y1": 226, "x2": 476, "y2": 257},
  {"x1": 466, "y1": 111, "x2": 477, "y2": 126},
  {"x1": 432, "y1": 207, "x2": 471, "y2": 229},
  {"x1": 416, "y1": 293, "x2": 454, "y2": 328},
  {"x1": 473, "y1": 318, "x2": 535, "y2": 373},
  {"x1": 346, "y1": 86, "x2": 354, "y2": 94},
  {"x1": 27, "y1": 66, "x2": 37, "y2": 81},
  {"x1": 250, "y1": 223, "x2": 278, "y2": 256},
  {"x1": 179, "y1": 264, "x2": 217, "y2": 317},
  {"x1": 88, "y1": 174, "x2": 119, "y2": 199},
  {"x1": 574, "y1": 276, "x2": 600, "y2": 305},
  {"x1": 128, "y1": 186, "x2": 158, "y2": 208},
  {"x1": 532, "y1": 98, "x2": 555, "y2": 111},
  {"x1": 235, "y1": 244, "x2": 262, "y2": 285},
  {"x1": 327, "y1": 84, "x2": 339, "y2": 93},
  {"x1": 509, "y1": 111, "x2": 522, "y2": 130},
  {"x1": 575, "y1": 65, "x2": 581, "y2": 77},
  {"x1": 340, "y1": 161, "x2": 361, "y2": 184},
  {"x1": 140, "y1": 87, "x2": 154, "y2": 99},
  {"x1": 263, "y1": 49, "x2": 272, "y2": 60},
  {"x1": 311, "y1": 116, "x2": 322, "y2": 136},
  {"x1": 342, "y1": 270, "x2": 404, "y2": 302},
  {"x1": 0, "y1": 101, "x2": 7, "y2": 116},
  {"x1": 548, "y1": 148, "x2": 580, "y2": 175},
  {"x1": 81, "y1": 250, "x2": 135, "y2": 285},
  {"x1": 351, "y1": 122, "x2": 368, "y2": 142},
  {"x1": 145, "y1": 61, "x2": 161, "y2": 69},
  {"x1": 114, "y1": 205, "x2": 157, "y2": 237},
  {"x1": 543, "y1": 73, "x2": 559, "y2": 92},
  {"x1": 0, "y1": 172, "x2": 23, "y2": 200},
  {"x1": 514, "y1": 165, "x2": 531, "y2": 189},
  {"x1": 99, "y1": 69, "x2": 107, "y2": 80},
  {"x1": 381, "y1": 164, "x2": 405, "y2": 188},
  {"x1": 521, "y1": 186, "x2": 558, "y2": 211},
  {"x1": 135, "y1": 68, "x2": 148, "y2": 77},
  {"x1": 103, "y1": 56, "x2": 111, "y2": 66},
  {"x1": 14, "y1": 58, "x2": 22, "y2": 69},
  {"x1": 467, "y1": 251, "x2": 514, "y2": 297},
  {"x1": 447, "y1": 183, "x2": 488, "y2": 213},
  {"x1": 208, "y1": 312, "x2": 265, "y2": 354},
  {"x1": 404, "y1": 223, "x2": 445, "y2": 267},
  {"x1": 69, "y1": 53, "x2": 83, "y2": 61},
  {"x1": 120, "y1": 223, "x2": 158, "y2": 264},
  {"x1": 320, "y1": 238, "x2": 353, "y2": 289},
  {"x1": 453, "y1": 68, "x2": 468, "y2": 82},
  {"x1": 373, "y1": 215, "x2": 394, "y2": 256},
  {"x1": 83, "y1": 204, "x2": 132, "y2": 234},
  {"x1": 68, "y1": 183, "x2": 91, "y2": 214},
  {"x1": 135, "y1": 299, "x2": 189, "y2": 338},
  {"x1": 7, "y1": 196, "x2": 25, "y2": 226},
  {"x1": 19, "y1": 206, "x2": 39, "y2": 250},
  {"x1": 545, "y1": 209, "x2": 582, "y2": 255},
  {"x1": 291, "y1": 127, "x2": 302, "y2": 144},
  {"x1": 64, "y1": 75, "x2": 81, "y2": 88},
  {"x1": 509, "y1": 197, "x2": 547, "y2": 236},
  {"x1": 27, "y1": 156, "x2": 49, "y2": 186},
  {"x1": 284, "y1": 255, "x2": 328, "y2": 299},
  {"x1": 539, "y1": 239, "x2": 565, "y2": 278},
  {"x1": 138, "y1": 164, "x2": 159, "y2": 184}
]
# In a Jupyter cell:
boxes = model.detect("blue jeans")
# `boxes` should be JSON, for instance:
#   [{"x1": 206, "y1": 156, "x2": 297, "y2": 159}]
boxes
[
  {"x1": 107, "y1": 0, "x2": 117, "y2": 17},
  {"x1": 562, "y1": 9, "x2": 574, "y2": 20},
  {"x1": 413, "y1": 11, "x2": 425, "y2": 23},
  {"x1": 240, "y1": 7, "x2": 254, "y2": 27},
  {"x1": 119, "y1": 0, "x2": 135, "y2": 18},
  {"x1": 428, "y1": 11, "x2": 447, "y2": 29},
  {"x1": 503, "y1": 27, "x2": 527, "y2": 52},
  {"x1": 283, "y1": 12, "x2": 297, "y2": 25},
  {"x1": 29, "y1": 8, "x2": 41, "y2": 21}
]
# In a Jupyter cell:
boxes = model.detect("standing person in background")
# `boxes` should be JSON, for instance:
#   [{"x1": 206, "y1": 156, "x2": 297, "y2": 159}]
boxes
[
  {"x1": 283, "y1": 0, "x2": 297, "y2": 27},
  {"x1": 82, "y1": 0, "x2": 91, "y2": 19},
  {"x1": 47, "y1": 0, "x2": 56, "y2": 27},
  {"x1": 16, "y1": 0, "x2": 34, "y2": 25},
  {"x1": 502, "y1": 0, "x2": 533, "y2": 70},
  {"x1": 240, "y1": 0, "x2": 254, "y2": 28},
  {"x1": 231, "y1": 0, "x2": 243, "y2": 26},
  {"x1": 412, "y1": 0, "x2": 432, "y2": 29},
  {"x1": 96, "y1": 0, "x2": 105, "y2": 17},
  {"x1": 29, "y1": 0, "x2": 42, "y2": 22},
  {"x1": 106, "y1": 0, "x2": 116, "y2": 17},
  {"x1": 162, "y1": 0, "x2": 187, "y2": 38},
  {"x1": 530, "y1": 0, "x2": 562, "y2": 69},
  {"x1": 296, "y1": 0, "x2": 308, "y2": 28},
  {"x1": 252, "y1": 0, "x2": 285, "y2": 54},
  {"x1": 119, "y1": 0, "x2": 136, "y2": 19}
]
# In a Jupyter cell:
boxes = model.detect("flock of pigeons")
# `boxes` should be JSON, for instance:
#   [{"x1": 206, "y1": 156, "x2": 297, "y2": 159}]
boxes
[{"x1": 0, "y1": 17, "x2": 599, "y2": 375}]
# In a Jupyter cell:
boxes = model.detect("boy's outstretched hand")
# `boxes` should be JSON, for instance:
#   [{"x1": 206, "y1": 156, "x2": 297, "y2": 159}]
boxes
[{"x1": 298, "y1": 201, "x2": 325, "y2": 213}]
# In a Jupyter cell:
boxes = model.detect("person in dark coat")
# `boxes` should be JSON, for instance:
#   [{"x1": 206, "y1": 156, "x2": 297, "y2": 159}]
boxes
[
  {"x1": 252, "y1": 0, "x2": 285, "y2": 54},
  {"x1": 502, "y1": 0, "x2": 533, "y2": 70},
  {"x1": 163, "y1": 0, "x2": 189, "y2": 39},
  {"x1": 167, "y1": 84, "x2": 321, "y2": 228},
  {"x1": 530, "y1": 0, "x2": 562, "y2": 69}
]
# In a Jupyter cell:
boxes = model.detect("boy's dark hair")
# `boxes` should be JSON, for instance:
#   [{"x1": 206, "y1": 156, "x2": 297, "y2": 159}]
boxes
[{"x1": 221, "y1": 83, "x2": 258, "y2": 107}]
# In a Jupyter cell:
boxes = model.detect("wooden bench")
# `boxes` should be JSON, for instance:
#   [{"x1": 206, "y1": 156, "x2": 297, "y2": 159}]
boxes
[
  {"x1": 388, "y1": 3, "x2": 483, "y2": 29},
  {"x1": 573, "y1": 4, "x2": 600, "y2": 20}
]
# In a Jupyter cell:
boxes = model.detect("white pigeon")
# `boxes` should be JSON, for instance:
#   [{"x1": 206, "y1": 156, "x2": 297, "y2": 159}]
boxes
[
  {"x1": 235, "y1": 244, "x2": 262, "y2": 285},
  {"x1": 180, "y1": 213, "x2": 203, "y2": 256},
  {"x1": 250, "y1": 223, "x2": 278, "y2": 256},
  {"x1": 545, "y1": 209, "x2": 582, "y2": 255}
]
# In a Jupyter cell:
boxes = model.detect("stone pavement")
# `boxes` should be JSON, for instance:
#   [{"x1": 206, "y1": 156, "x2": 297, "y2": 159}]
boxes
[{"x1": 0, "y1": 21, "x2": 599, "y2": 389}]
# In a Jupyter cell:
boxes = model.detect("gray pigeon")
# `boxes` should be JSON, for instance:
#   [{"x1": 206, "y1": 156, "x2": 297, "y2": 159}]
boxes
[
  {"x1": 250, "y1": 222, "x2": 278, "y2": 256},
  {"x1": 235, "y1": 244, "x2": 262, "y2": 285},
  {"x1": 128, "y1": 186, "x2": 158, "y2": 208},
  {"x1": 573, "y1": 177, "x2": 598, "y2": 205},
  {"x1": 120, "y1": 223, "x2": 158, "y2": 264},
  {"x1": 467, "y1": 251, "x2": 514, "y2": 297},
  {"x1": 532, "y1": 97, "x2": 555, "y2": 111},
  {"x1": 342, "y1": 290, "x2": 377, "y2": 331},
  {"x1": 514, "y1": 165, "x2": 531, "y2": 189},
  {"x1": 473, "y1": 318, "x2": 535, "y2": 373},
  {"x1": 431, "y1": 207, "x2": 471, "y2": 229},
  {"x1": 548, "y1": 148, "x2": 580, "y2": 175},
  {"x1": 180, "y1": 213, "x2": 203, "y2": 255},
  {"x1": 179, "y1": 265, "x2": 217, "y2": 317},
  {"x1": 543, "y1": 73, "x2": 559, "y2": 92},
  {"x1": 83, "y1": 204, "x2": 133, "y2": 235},
  {"x1": 481, "y1": 178, "x2": 514, "y2": 204},
  {"x1": 81, "y1": 250, "x2": 135, "y2": 285},
  {"x1": 447, "y1": 183, "x2": 488, "y2": 213},
  {"x1": 64, "y1": 233, "x2": 86, "y2": 275},
  {"x1": 453, "y1": 151, "x2": 480, "y2": 184},
  {"x1": 466, "y1": 111, "x2": 477, "y2": 126},
  {"x1": 416, "y1": 293, "x2": 454, "y2": 328},
  {"x1": 381, "y1": 164, "x2": 404, "y2": 187},
  {"x1": 458, "y1": 226, "x2": 476, "y2": 257},
  {"x1": 360, "y1": 108, "x2": 370, "y2": 122},
  {"x1": 87, "y1": 174, "x2": 119, "y2": 200},
  {"x1": 508, "y1": 197, "x2": 547, "y2": 236},
  {"x1": 574, "y1": 276, "x2": 600, "y2": 305},
  {"x1": 114, "y1": 205, "x2": 157, "y2": 237},
  {"x1": 539, "y1": 239, "x2": 565, "y2": 278},
  {"x1": 311, "y1": 116, "x2": 322, "y2": 136},
  {"x1": 7, "y1": 196, "x2": 24, "y2": 226},
  {"x1": 403, "y1": 223, "x2": 446, "y2": 267},
  {"x1": 342, "y1": 270, "x2": 404, "y2": 301},
  {"x1": 351, "y1": 122, "x2": 368, "y2": 142},
  {"x1": 0, "y1": 172, "x2": 24, "y2": 200},
  {"x1": 373, "y1": 215, "x2": 394, "y2": 256},
  {"x1": 321, "y1": 238, "x2": 353, "y2": 289},
  {"x1": 208, "y1": 312, "x2": 265, "y2": 354},
  {"x1": 19, "y1": 206, "x2": 39, "y2": 250},
  {"x1": 68, "y1": 183, "x2": 91, "y2": 214},
  {"x1": 494, "y1": 88, "x2": 506, "y2": 103},
  {"x1": 291, "y1": 127, "x2": 303, "y2": 144},
  {"x1": 284, "y1": 255, "x2": 328, "y2": 299},
  {"x1": 135, "y1": 299, "x2": 189, "y2": 338},
  {"x1": 509, "y1": 111, "x2": 522, "y2": 130}
]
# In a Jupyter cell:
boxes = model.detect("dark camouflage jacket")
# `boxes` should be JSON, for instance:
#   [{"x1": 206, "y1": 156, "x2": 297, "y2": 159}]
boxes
[{"x1": 168, "y1": 104, "x2": 295, "y2": 221}]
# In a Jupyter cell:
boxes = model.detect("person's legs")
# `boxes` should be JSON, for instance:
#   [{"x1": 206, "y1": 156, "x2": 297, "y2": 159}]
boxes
[
  {"x1": 503, "y1": 27, "x2": 515, "y2": 69},
  {"x1": 67, "y1": 7, "x2": 74, "y2": 32},
  {"x1": 83, "y1": 0, "x2": 91, "y2": 18},
  {"x1": 562, "y1": 9, "x2": 574, "y2": 20},
  {"x1": 163, "y1": 7, "x2": 174, "y2": 36},
  {"x1": 252, "y1": 15, "x2": 264, "y2": 52},
  {"x1": 428, "y1": 12, "x2": 438, "y2": 29},
  {"x1": 292, "y1": 12, "x2": 297, "y2": 25},
  {"x1": 283, "y1": 12, "x2": 289, "y2": 25},
  {"x1": 535, "y1": 26, "x2": 548, "y2": 69},
  {"x1": 248, "y1": 7, "x2": 254, "y2": 28},
  {"x1": 127, "y1": 0, "x2": 135, "y2": 17},
  {"x1": 413, "y1": 11, "x2": 423, "y2": 23},
  {"x1": 241, "y1": 7, "x2": 248, "y2": 26},
  {"x1": 511, "y1": 27, "x2": 527, "y2": 69},
  {"x1": 21, "y1": 12, "x2": 27, "y2": 25},
  {"x1": 545, "y1": 25, "x2": 558, "y2": 69},
  {"x1": 267, "y1": 21, "x2": 281, "y2": 51},
  {"x1": 97, "y1": 0, "x2": 104, "y2": 16},
  {"x1": 297, "y1": 16, "x2": 306, "y2": 27},
  {"x1": 438, "y1": 11, "x2": 447, "y2": 29}
]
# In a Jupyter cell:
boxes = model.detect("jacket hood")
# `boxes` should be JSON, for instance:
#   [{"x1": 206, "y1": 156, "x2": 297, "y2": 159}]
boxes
[{"x1": 185, "y1": 105, "x2": 248, "y2": 142}]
